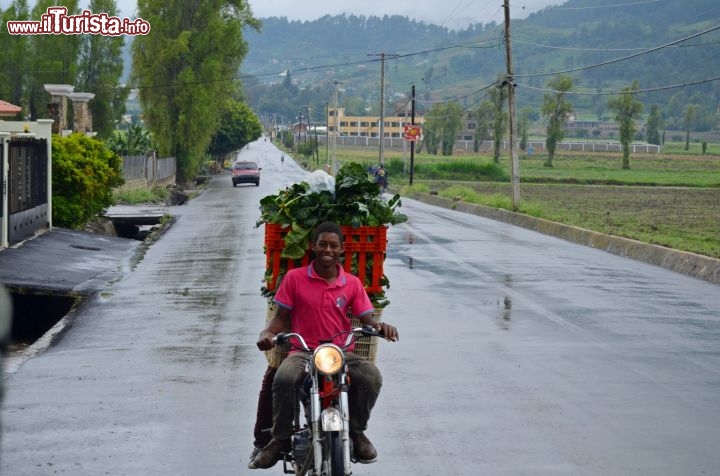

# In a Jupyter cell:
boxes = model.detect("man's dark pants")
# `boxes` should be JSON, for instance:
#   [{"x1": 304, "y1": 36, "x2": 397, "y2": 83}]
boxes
[{"x1": 265, "y1": 352, "x2": 382, "y2": 441}]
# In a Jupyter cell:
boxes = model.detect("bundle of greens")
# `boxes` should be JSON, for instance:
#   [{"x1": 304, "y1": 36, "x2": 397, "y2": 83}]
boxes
[{"x1": 256, "y1": 162, "x2": 408, "y2": 307}]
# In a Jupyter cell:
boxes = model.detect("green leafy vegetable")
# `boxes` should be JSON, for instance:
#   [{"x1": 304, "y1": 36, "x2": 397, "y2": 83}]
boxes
[{"x1": 257, "y1": 162, "x2": 408, "y2": 307}]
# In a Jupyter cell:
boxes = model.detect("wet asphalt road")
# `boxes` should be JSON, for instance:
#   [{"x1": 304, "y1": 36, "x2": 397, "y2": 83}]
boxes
[{"x1": 2, "y1": 138, "x2": 720, "y2": 475}]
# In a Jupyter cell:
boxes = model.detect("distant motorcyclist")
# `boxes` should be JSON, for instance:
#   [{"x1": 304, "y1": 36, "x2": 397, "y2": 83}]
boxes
[{"x1": 374, "y1": 164, "x2": 388, "y2": 193}]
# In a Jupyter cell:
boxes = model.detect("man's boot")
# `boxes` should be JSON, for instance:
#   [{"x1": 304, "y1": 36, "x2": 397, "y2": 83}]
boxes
[
  {"x1": 248, "y1": 438, "x2": 290, "y2": 469},
  {"x1": 351, "y1": 432, "x2": 378, "y2": 464}
]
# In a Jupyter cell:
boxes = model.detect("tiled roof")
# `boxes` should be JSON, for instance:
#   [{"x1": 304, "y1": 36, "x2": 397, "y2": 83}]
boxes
[{"x1": 0, "y1": 100, "x2": 22, "y2": 115}]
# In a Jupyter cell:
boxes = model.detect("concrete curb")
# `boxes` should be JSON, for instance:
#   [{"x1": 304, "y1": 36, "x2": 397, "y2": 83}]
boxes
[{"x1": 406, "y1": 191, "x2": 720, "y2": 285}]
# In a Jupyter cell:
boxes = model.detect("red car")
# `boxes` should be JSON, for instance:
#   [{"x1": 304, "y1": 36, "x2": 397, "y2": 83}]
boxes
[{"x1": 232, "y1": 161, "x2": 261, "y2": 187}]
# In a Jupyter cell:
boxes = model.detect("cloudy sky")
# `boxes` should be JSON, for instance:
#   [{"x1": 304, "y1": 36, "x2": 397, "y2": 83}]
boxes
[
  {"x1": 0, "y1": 0, "x2": 564, "y2": 30},
  {"x1": 244, "y1": 0, "x2": 563, "y2": 29},
  {"x1": 97, "y1": 0, "x2": 562, "y2": 30}
]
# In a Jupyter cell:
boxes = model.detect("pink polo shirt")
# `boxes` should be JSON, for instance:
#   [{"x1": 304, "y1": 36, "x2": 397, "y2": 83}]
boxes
[{"x1": 273, "y1": 261, "x2": 374, "y2": 352}]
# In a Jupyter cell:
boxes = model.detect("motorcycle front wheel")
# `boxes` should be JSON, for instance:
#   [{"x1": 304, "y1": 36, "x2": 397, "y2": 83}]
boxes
[
  {"x1": 295, "y1": 449, "x2": 312, "y2": 476},
  {"x1": 326, "y1": 432, "x2": 344, "y2": 476}
]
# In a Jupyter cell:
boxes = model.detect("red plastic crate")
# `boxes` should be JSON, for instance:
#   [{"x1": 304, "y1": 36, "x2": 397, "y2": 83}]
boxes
[{"x1": 264, "y1": 223, "x2": 387, "y2": 293}]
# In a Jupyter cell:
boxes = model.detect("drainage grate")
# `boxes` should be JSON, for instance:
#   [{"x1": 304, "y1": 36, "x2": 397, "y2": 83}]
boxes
[
  {"x1": 70, "y1": 244, "x2": 102, "y2": 251},
  {"x1": 7, "y1": 290, "x2": 80, "y2": 350}
]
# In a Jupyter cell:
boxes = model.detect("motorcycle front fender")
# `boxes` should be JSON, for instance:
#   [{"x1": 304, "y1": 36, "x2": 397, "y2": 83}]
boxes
[{"x1": 321, "y1": 407, "x2": 344, "y2": 432}]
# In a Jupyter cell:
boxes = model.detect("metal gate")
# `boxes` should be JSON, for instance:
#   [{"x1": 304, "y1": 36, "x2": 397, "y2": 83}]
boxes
[
  {"x1": 7, "y1": 138, "x2": 48, "y2": 244},
  {"x1": 0, "y1": 143, "x2": 3, "y2": 219}
]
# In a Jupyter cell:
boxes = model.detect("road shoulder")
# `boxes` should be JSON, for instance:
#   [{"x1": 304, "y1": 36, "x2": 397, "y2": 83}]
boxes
[{"x1": 407, "y1": 191, "x2": 720, "y2": 284}]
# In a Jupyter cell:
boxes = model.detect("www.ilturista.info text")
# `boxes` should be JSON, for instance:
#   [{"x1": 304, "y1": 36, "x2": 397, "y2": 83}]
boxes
[{"x1": 6, "y1": 7, "x2": 150, "y2": 36}]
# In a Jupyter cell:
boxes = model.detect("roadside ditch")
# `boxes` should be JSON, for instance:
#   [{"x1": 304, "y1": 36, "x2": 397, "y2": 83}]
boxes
[{"x1": 3, "y1": 214, "x2": 174, "y2": 371}]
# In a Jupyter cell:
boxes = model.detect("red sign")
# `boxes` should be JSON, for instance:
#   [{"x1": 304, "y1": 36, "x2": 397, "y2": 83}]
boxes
[{"x1": 403, "y1": 125, "x2": 421, "y2": 141}]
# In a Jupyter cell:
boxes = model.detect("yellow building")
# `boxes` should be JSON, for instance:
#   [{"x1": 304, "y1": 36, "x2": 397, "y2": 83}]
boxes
[{"x1": 328, "y1": 107, "x2": 424, "y2": 138}]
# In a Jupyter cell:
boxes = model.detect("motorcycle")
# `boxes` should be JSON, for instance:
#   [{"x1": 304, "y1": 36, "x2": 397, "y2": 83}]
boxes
[{"x1": 272, "y1": 325, "x2": 383, "y2": 476}]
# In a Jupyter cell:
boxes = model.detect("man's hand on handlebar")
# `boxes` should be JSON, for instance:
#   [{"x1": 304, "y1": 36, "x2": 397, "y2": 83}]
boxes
[
  {"x1": 378, "y1": 322, "x2": 399, "y2": 342},
  {"x1": 257, "y1": 329, "x2": 276, "y2": 351}
]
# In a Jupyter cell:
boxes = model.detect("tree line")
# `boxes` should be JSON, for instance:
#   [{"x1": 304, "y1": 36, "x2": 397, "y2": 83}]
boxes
[
  {"x1": 0, "y1": 0, "x2": 263, "y2": 183},
  {"x1": 241, "y1": 2, "x2": 720, "y2": 138},
  {"x1": 422, "y1": 74, "x2": 666, "y2": 171},
  {"x1": 0, "y1": 0, "x2": 126, "y2": 139}
]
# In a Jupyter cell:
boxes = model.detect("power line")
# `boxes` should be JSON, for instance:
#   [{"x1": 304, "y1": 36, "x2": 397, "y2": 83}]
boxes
[
  {"x1": 422, "y1": 88, "x2": 495, "y2": 119},
  {"x1": 416, "y1": 81, "x2": 499, "y2": 105},
  {"x1": 513, "y1": 39, "x2": 657, "y2": 52},
  {"x1": 437, "y1": 0, "x2": 503, "y2": 30},
  {"x1": 439, "y1": 0, "x2": 477, "y2": 27},
  {"x1": 129, "y1": 37, "x2": 502, "y2": 91},
  {"x1": 124, "y1": 22, "x2": 720, "y2": 104},
  {"x1": 555, "y1": 0, "x2": 661, "y2": 10},
  {"x1": 244, "y1": 37, "x2": 501, "y2": 80},
  {"x1": 513, "y1": 38, "x2": 720, "y2": 52},
  {"x1": 519, "y1": 74, "x2": 720, "y2": 97},
  {"x1": 514, "y1": 23, "x2": 720, "y2": 78},
  {"x1": 297, "y1": 37, "x2": 500, "y2": 69}
]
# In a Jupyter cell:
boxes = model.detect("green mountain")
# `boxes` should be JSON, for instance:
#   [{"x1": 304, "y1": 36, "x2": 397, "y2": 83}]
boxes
[{"x1": 240, "y1": 0, "x2": 720, "y2": 131}]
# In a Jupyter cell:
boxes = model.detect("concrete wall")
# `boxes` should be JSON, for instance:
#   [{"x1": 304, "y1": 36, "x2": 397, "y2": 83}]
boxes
[{"x1": 407, "y1": 192, "x2": 720, "y2": 285}]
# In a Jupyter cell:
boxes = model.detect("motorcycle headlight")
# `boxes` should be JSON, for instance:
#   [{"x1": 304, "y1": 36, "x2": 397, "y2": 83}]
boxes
[{"x1": 313, "y1": 344, "x2": 344, "y2": 375}]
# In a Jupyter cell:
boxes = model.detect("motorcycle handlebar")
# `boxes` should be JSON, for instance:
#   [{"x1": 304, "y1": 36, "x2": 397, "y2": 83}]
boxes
[
  {"x1": 272, "y1": 326, "x2": 384, "y2": 352},
  {"x1": 358, "y1": 325, "x2": 385, "y2": 338},
  {"x1": 273, "y1": 332, "x2": 305, "y2": 348}
]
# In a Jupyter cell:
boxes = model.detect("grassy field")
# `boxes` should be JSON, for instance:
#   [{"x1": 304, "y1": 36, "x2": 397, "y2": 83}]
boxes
[
  {"x1": 113, "y1": 185, "x2": 169, "y2": 204},
  {"x1": 417, "y1": 181, "x2": 720, "y2": 259},
  {"x1": 314, "y1": 145, "x2": 720, "y2": 259},
  {"x1": 502, "y1": 153, "x2": 720, "y2": 187}
]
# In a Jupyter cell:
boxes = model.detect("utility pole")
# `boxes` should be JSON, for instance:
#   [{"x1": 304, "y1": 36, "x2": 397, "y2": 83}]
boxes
[
  {"x1": 379, "y1": 52, "x2": 386, "y2": 166},
  {"x1": 303, "y1": 106, "x2": 310, "y2": 145},
  {"x1": 410, "y1": 83, "x2": 416, "y2": 185},
  {"x1": 313, "y1": 115, "x2": 319, "y2": 164},
  {"x1": 504, "y1": 0, "x2": 521, "y2": 209},
  {"x1": 297, "y1": 110, "x2": 303, "y2": 145},
  {"x1": 369, "y1": 52, "x2": 387, "y2": 166},
  {"x1": 325, "y1": 102, "x2": 329, "y2": 165},
  {"x1": 329, "y1": 80, "x2": 342, "y2": 173}
]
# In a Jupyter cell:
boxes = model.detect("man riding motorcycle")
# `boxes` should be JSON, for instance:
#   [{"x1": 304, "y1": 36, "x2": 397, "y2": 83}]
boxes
[{"x1": 250, "y1": 221, "x2": 399, "y2": 469}]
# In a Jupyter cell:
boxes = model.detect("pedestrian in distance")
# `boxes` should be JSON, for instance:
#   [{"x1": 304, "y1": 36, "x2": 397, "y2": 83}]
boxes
[{"x1": 374, "y1": 164, "x2": 388, "y2": 193}]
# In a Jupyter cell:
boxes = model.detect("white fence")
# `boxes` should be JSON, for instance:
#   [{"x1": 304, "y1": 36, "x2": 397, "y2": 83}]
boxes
[
  {"x1": 313, "y1": 136, "x2": 661, "y2": 154},
  {"x1": 453, "y1": 140, "x2": 661, "y2": 154},
  {"x1": 120, "y1": 154, "x2": 176, "y2": 190}
]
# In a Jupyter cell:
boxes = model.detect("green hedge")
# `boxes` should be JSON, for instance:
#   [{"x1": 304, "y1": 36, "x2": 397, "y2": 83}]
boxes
[{"x1": 52, "y1": 134, "x2": 124, "y2": 229}]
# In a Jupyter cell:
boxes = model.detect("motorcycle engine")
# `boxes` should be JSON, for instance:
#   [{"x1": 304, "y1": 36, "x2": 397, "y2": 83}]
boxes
[{"x1": 292, "y1": 428, "x2": 311, "y2": 463}]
